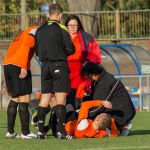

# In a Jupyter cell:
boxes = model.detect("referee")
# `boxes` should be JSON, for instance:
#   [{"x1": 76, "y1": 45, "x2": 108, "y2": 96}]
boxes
[{"x1": 35, "y1": 3, "x2": 75, "y2": 139}]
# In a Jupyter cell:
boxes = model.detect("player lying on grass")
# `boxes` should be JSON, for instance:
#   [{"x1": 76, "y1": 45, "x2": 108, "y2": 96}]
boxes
[
  {"x1": 30, "y1": 95, "x2": 118, "y2": 138},
  {"x1": 65, "y1": 100, "x2": 119, "y2": 138}
]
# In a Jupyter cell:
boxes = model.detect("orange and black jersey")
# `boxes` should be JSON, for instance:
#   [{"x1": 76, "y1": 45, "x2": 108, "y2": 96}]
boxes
[
  {"x1": 4, "y1": 26, "x2": 38, "y2": 69},
  {"x1": 65, "y1": 100, "x2": 119, "y2": 138},
  {"x1": 35, "y1": 20, "x2": 75, "y2": 62}
]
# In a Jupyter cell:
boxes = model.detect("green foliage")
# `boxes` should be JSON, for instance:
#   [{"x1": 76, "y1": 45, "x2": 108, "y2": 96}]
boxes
[
  {"x1": 102, "y1": 0, "x2": 150, "y2": 10},
  {"x1": 2, "y1": 0, "x2": 68, "y2": 13},
  {"x1": 4, "y1": 0, "x2": 21, "y2": 13}
]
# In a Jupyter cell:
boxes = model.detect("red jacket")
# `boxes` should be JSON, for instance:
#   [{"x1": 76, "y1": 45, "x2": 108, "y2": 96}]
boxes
[{"x1": 68, "y1": 31, "x2": 101, "y2": 89}]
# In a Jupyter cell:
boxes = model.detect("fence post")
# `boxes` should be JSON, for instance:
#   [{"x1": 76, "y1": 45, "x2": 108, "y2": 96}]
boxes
[
  {"x1": 115, "y1": 9, "x2": 120, "y2": 39},
  {"x1": 21, "y1": 0, "x2": 28, "y2": 30},
  {"x1": 0, "y1": 65, "x2": 2, "y2": 108},
  {"x1": 139, "y1": 75, "x2": 142, "y2": 111},
  {"x1": 146, "y1": 76, "x2": 150, "y2": 111}
]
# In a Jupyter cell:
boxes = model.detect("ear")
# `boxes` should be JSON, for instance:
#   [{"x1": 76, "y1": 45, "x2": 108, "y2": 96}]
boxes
[{"x1": 59, "y1": 13, "x2": 62, "y2": 20}]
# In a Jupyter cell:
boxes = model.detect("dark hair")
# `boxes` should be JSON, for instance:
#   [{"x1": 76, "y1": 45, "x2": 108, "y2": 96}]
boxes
[
  {"x1": 81, "y1": 62, "x2": 105, "y2": 77},
  {"x1": 65, "y1": 14, "x2": 84, "y2": 31},
  {"x1": 49, "y1": 3, "x2": 63, "y2": 15}
]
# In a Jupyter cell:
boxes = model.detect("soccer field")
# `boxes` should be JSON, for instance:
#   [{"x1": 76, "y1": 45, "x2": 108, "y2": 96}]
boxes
[{"x1": 0, "y1": 110, "x2": 150, "y2": 150}]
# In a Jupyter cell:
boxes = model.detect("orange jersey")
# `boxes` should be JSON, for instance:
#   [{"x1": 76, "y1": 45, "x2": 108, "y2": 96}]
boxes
[
  {"x1": 109, "y1": 118, "x2": 119, "y2": 137},
  {"x1": 65, "y1": 100, "x2": 106, "y2": 138},
  {"x1": 65, "y1": 100, "x2": 119, "y2": 138},
  {"x1": 65, "y1": 119, "x2": 107, "y2": 138},
  {"x1": 4, "y1": 26, "x2": 38, "y2": 69}
]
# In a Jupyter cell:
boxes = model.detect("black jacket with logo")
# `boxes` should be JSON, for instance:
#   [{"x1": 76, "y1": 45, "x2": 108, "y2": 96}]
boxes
[
  {"x1": 89, "y1": 70, "x2": 136, "y2": 126},
  {"x1": 35, "y1": 20, "x2": 75, "y2": 62}
]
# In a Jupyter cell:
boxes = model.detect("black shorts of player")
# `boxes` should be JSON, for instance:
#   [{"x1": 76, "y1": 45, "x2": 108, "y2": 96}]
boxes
[
  {"x1": 4, "y1": 64, "x2": 32, "y2": 97},
  {"x1": 41, "y1": 61, "x2": 71, "y2": 93}
]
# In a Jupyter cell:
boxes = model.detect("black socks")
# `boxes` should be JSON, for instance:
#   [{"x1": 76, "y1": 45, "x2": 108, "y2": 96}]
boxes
[
  {"x1": 18, "y1": 102, "x2": 30, "y2": 135},
  {"x1": 7, "y1": 100, "x2": 18, "y2": 134},
  {"x1": 54, "y1": 105, "x2": 66, "y2": 134},
  {"x1": 37, "y1": 106, "x2": 48, "y2": 134}
]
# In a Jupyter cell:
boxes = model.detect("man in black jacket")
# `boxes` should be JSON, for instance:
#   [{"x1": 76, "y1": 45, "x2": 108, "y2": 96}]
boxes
[
  {"x1": 81, "y1": 62, "x2": 136, "y2": 128},
  {"x1": 35, "y1": 3, "x2": 75, "y2": 139}
]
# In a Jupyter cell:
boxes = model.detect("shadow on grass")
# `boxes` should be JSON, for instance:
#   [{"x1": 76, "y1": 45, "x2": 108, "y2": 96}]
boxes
[{"x1": 130, "y1": 130, "x2": 150, "y2": 135}]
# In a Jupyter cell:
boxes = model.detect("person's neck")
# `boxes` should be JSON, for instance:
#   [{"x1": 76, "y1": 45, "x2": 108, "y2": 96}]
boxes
[
  {"x1": 92, "y1": 122, "x2": 99, "y2": 132},
  {"x1": 70, "y1": 33, "x2": 77, "y2": 38},
  {"x1": 49, "y1": 16, "x2": 60, "y2": 22}
]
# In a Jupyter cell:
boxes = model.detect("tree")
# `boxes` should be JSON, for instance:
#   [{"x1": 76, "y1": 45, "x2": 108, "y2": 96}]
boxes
[{"x1": 67, "y1": 0, "x2": 103, "y2": 37}]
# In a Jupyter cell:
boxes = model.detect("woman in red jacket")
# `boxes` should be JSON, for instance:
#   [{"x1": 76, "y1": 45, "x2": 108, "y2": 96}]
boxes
[{"x1": 65, "y1": 14, "x2": 101, "y2": 108}]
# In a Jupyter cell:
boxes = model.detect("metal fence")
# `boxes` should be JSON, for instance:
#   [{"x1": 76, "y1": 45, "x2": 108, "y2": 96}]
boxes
[
  {"x1": 0, "y1": 10, "x2": 150, "y2": 41},
  {"x1": 0, "y1": 61, "x2": 150, "y2": 111},
  {"x1": 116, "y1": 75, "x2": 150, "y2": 111}
]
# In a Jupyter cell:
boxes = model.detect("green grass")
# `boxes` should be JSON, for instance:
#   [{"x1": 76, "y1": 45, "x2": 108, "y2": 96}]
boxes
[{"x1": 0, "y1": 110, "x2": 150, "y2": 150}]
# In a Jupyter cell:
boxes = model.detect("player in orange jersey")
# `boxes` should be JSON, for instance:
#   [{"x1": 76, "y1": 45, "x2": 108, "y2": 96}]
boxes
[
  {"x1": 65, "y1": 100, "x2": 119, "y2": 138},
  {"x1": 4, "y1": 26, "x2": 38, "y2": 139}
]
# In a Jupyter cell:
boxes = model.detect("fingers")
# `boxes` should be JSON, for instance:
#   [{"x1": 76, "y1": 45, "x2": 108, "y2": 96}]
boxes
[
  {"x1": 19, "y1": 72, "x2": 27, "y2": 78},
  {"x1": 102, "y1": 101, "x2": 112, "y2": 109},
  {"x1": 108, "y1": 102, "x2": 112, "y2": 108},
  {"x1": 19, "y1": 69, "x2": 27, "y2": 79}
]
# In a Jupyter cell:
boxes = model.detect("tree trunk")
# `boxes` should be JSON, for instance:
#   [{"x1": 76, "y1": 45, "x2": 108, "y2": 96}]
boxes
[{"x1": 67, "y1": 0, "x2": 102, "y2": 37}]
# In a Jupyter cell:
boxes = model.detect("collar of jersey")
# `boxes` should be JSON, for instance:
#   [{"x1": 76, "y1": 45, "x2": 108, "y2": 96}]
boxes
[{"x1": 47, "y1": 20, "x2": 68, "y2": 32}]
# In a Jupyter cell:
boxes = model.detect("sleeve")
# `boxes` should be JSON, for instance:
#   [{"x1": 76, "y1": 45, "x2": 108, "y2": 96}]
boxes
[
  {"x1": 77, "y1": 100, "x2": 102, "y2": 123},
  {"x1": 62, "y1": 29, "x2": 75, "y2": 56},
  {"x1": 76, "y1": 81, "x2": 86, "y2": 99},
  {"x1": 20, "y1": 33, "x2": 35, "y2": 69},
  {"x1": 86, "y1": 39, "x2": 101, "y2": 63},
  {"x1": 109, "y1": 118, "x2": 119, "y2": 137},
  {"x1": 95, "y1": 130, "x2": 107, "y2": 138}
]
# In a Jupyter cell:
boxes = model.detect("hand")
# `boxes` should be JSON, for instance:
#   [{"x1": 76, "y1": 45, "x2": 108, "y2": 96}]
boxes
[
  {"x1": 19, "y1": 68, "x2": 27, "y2": 79},
  {"x1": 101, "y1": 101, "x2": 112, "y2": 109}
]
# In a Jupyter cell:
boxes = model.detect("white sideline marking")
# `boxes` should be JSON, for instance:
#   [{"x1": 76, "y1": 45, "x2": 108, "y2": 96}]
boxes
[{"x1": 81, "y1": 146, "x2": 150, "y2": 150}]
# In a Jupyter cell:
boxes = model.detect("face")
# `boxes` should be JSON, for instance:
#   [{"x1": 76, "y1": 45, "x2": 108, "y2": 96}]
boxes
[
  {"x1": 93, "y1": 114, "x2": 104, "y2": 129},
  {"x1": 67, "y1": 19, "x2": 79, "y2": 35}
]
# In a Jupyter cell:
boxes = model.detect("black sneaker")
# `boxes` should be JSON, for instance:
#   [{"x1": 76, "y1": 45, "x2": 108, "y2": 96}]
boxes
[
  {"x1": 37, "y1": 132, "x2": 47, "y2": 139},
  {"x1": 56, "y1": 132, "x2": 75, "y2": 139}
]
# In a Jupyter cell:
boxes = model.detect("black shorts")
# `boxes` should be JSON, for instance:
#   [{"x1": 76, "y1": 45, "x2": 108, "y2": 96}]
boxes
[
  {"x1": 41, "y1": 61, "x2": 71, "y2": 93},
  {"x1": 4, "y1": 64, "x2": 32, "y2": 97}
]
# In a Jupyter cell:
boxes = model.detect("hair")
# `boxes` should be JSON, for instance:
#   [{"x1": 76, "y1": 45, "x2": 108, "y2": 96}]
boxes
[
  {"x1": 81, "y1": 62, "x2": 105, "y2": 77},
  {"x1": 49, "y1": 3, "x2": 63, "y2": 15},
  {"x1": 65, "y1": 14, "x2": 84, "y2": 31},
  {"x1": 96, "y1": 113, "x2": 111, "y2": 129}
]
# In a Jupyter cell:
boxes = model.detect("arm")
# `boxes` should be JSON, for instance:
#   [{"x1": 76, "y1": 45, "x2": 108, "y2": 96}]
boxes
[
  {"x1": 62, "y1": 30, "x2": 75, "y2": 56},
  {"x1": 77, "y1": 100, "x2": 102, "y2": 123},
  {"x1": 77, "y1": 100, "x2": 112, "y2": 123},
  {"x1": 76, "y1": 100, "x2": 112, "y2": 137},
  {"x1": 86, "y1": 39, "x2": 101, "y2": 63}
]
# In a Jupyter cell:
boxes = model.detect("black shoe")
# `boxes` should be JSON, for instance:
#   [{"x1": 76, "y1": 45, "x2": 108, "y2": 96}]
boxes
[
  {"x1": 56, "y1": 132, "x2": 75, "y2": 139},
  {"x1": 37, "y1": 132, "x2": 47, "y2": 139}
]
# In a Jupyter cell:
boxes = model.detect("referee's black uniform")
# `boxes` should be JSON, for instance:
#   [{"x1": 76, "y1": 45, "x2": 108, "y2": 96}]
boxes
[
  {"x1": 35, "y1": 20, "x2": 75, "y2": 139},
  {"x1": 35, "y1": 20, "x2": 75, "y2": 93}
]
